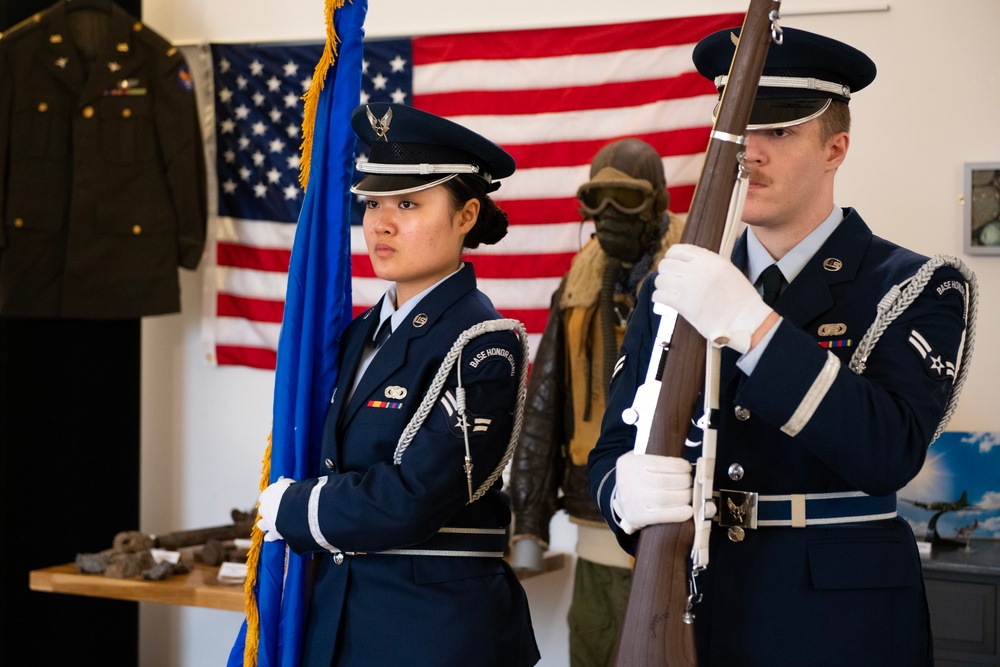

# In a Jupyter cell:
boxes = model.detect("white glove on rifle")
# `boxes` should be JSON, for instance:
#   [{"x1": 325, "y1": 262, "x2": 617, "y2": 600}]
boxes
[
  {"x1": 612, "y1": 452, "x2": 693, "y2": 534},
  {"x1": 256, "y1": 476, "x2": 295, "y2": 543},
  {"x1": 653, "y1": 244, "x2": 774, "y2": 354}
]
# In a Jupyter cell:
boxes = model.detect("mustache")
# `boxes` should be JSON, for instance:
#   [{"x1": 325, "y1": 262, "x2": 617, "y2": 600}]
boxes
[{"x1": 746, "y1": 170, "x2": 771, "y2": 186}]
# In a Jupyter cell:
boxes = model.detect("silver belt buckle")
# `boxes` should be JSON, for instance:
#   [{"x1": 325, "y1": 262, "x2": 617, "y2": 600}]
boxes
[{"x1": 717, "y1": 489, "x2": 759, "y2": 530}]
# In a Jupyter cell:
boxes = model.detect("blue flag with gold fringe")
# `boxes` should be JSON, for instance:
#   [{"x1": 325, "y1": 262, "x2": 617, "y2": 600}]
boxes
[{"x1": 227, "y1": 1, "x2": 367, "y2": 665}]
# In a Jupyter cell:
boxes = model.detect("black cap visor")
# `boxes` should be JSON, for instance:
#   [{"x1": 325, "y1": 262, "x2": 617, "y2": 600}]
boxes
[
  {"x1": 713, "y1": 95, "x2": 831, "y2": 130},
  {"x1": 350, "y1": 172, "x2": 458, "y2": 197},
  {"x1": 748, "y1": 97, "x2": 831, "y2": 129}
]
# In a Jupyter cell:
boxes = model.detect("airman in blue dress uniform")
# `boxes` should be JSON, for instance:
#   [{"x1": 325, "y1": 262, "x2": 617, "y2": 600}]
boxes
[
  {"x1": 588, "y1": 27, "x2": 975, "y2": 667},
  {"x1": 256, "y1": 103, "x2": 540, "y2": 667}
]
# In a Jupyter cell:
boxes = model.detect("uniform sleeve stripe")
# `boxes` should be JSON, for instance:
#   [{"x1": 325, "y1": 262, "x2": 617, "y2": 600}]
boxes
[
  {"x1": 781, "y1": 351, "x2": 840, "y2": 437},
  {"x1": 596, "y1": 468, "x2": 615, "y2": 515},
  {"x1": 308, "y1": 476, "x2": 338, "y2": 552}
]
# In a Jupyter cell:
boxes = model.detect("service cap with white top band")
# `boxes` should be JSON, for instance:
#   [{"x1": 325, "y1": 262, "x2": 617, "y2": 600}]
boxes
[
  {"x1": 350, "y1": 102, "x2": 516, "y2": 197},
  {"x1": 693, "y1": 26, "x2": 877, "y2": 130}
]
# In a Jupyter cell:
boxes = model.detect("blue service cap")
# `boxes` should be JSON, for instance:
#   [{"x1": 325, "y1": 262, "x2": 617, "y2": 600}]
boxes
[
  {"x1": 693, "y1": 26, "x2": 877, "y2": 129},
  {"x1": 351, "y1": 103, "x2": 516, "y2": 196}
]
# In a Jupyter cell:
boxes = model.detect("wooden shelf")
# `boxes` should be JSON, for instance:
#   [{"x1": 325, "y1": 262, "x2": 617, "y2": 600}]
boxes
[
  {"x1": 30, "y1": 562, "x2": 246, "y2": 611},
  {"x1": 29, "y1": 552, "x2": 568, "y2": 612}
]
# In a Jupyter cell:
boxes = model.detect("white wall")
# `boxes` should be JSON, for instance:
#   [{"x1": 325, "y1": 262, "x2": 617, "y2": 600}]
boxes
[{"x1": 136, "y1": 1, "x2": 1000, "y2": 665}]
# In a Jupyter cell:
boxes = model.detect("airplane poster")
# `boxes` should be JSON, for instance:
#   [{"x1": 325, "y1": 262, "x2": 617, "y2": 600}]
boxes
[{"x1": 898, "y1": 431, "x2": 1000, "y2": 543}]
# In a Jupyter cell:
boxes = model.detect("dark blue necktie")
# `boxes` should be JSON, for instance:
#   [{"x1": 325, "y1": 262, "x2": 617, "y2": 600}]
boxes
[
  {"x1": 373, "y1": 318, "x2": 392, "y2": 349},
  {"x1": 758, "y1": 264, "x2": 785, "y2": 307}
]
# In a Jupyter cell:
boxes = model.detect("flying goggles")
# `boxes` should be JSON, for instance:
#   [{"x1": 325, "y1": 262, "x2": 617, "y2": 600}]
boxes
[{"x1": 576, "y1": 167, "x2": 656, "y2": 218}]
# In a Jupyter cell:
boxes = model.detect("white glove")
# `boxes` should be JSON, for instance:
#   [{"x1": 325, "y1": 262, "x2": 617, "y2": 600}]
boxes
[
  {"x1": 256, "y1": 476, "x2": 295, "y2": 543},
  {"x1": 612, "y1": 452, "x2": 693, "y2": 534},
  {"x1": 653, "y1": 244, "x2": 773, "y2": 354}
]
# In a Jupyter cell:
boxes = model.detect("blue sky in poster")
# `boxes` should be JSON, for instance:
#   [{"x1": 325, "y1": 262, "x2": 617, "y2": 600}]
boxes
[{"x1": 898, "y1": 431, "x2": 1000, "y2": 541}]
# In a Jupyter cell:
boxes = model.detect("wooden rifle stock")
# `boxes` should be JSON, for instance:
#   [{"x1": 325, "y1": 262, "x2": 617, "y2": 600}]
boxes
[{"x1": 613, "y1": 2, "x2": 781, "y2": 665}]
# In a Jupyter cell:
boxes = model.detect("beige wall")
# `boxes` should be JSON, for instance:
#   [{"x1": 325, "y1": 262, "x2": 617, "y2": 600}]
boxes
[{"x1": 136, "y1": 1, "x2": 1000, "y2": 664}]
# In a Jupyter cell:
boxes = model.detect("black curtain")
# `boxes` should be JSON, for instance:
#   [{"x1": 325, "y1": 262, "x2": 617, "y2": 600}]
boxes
[
  {"x1": 2, "y1": 3, "x2": 144, "y2": 665},
  {"x1": 4, "y1": 0, "x2": 141, "y2": 28}
]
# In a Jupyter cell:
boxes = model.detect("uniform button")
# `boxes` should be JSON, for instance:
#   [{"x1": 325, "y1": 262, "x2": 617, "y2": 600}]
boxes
[
  {"x1": 37, "y1": 102, "x2": 48, "y2": 112},
  {"x1": 324, "y1": 458, "x2": 336, "y2": 471},
  {"x1": 132, "y1": 224, "x2": 142, "y2": 235},
  {"x1": 14, "y1": 217, "x2": 24, "y2": 228},
  {"x1": 727, "y1": 526, "x2": 745, "y2": 543},
  {"x1": 333, "y1": 552, "x2": 345, "y2": 565},
  {"x1": 734, "y1": 405, "x2": 751, "y2": 421},
  {"x1": 727, "y1": 463, "x2": 744, "y2": 481},
  {"x1": 82, "y1": 106, "x2": 94, "y2": 119},
  {"x1": 121, "y1": 108, "x2": 132, "y2": 118}
]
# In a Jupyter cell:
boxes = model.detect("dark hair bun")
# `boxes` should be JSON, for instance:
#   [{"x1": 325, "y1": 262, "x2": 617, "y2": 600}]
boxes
[{"x1": 465, "y1": 198, "x2": 509, "y2": 248}]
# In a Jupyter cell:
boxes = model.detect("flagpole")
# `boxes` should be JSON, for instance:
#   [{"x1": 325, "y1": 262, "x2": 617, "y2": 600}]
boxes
[{"x1": 228, "y1": 1, "x2": 368, "y2": 665}]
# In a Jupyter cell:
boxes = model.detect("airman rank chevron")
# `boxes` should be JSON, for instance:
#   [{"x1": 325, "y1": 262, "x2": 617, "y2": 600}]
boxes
[
  {"x1": 439, "y1": 389, "x2": 493, "y2": 438},
  {"x1": 612, "y1": 354, "x2": 627, "y2": 380},
  {"x1": 908, "y1": 329, "x2": 956, "y2": 381}
]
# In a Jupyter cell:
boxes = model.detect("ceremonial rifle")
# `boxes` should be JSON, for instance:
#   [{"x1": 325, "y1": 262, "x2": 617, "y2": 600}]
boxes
[{"x1": 613, "y1": 2, "x2": 782, "y2": 665}]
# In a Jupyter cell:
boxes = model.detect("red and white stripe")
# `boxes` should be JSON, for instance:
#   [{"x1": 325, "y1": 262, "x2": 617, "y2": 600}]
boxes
[{"x1": 204, "y1": 14, "x2": 742, "y2": 369}]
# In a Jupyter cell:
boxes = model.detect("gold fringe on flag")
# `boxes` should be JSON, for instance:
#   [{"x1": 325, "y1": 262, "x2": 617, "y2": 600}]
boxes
[
  {"x1": 242, "y1": 433, "x2": 273, "y2": 667},
  {"x1": 298, "y1": 0, "x2": 347, "y2": 190}
]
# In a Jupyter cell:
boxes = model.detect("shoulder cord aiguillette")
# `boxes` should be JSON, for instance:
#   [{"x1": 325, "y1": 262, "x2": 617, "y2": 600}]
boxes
[
  {"x1": 393, "y1": 318, "x2": 530, "y2": 503},
  {"x1": 849, "y1": 254, "x2": 977, "y2": 443}
]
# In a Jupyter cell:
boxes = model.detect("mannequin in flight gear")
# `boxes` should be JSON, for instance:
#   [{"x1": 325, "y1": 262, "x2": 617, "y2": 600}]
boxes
[{"x1": 509, "y1": 138, "x2": 683, "y2": 667}]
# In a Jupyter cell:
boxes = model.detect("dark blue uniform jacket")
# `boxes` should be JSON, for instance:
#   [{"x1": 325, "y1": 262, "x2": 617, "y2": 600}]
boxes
[
  {"x1": 589, "y1": 209, "x2": 967, "y2": 666},
  {"x1": 276, "y1": 263, "x2": 539, "y2": 667}
]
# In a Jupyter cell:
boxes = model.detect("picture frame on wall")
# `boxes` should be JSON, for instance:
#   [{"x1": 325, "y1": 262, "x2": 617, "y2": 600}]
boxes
[
  {"x1": 964, "y1": 161, "x2": 1000, "y2": 255},
  {"x1": 898, "y1": 431, "x2": 1000, "y2": 548}
]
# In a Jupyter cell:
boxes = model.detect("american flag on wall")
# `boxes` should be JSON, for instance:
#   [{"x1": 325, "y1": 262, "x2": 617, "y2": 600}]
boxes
[{"x1": 201, "y1": 13, "x2": 743, "y2": 370}]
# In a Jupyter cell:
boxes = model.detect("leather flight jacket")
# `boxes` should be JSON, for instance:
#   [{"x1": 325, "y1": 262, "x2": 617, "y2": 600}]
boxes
[{"x1": 509, "y1": 214, "x2": 683, "y2": 546}]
